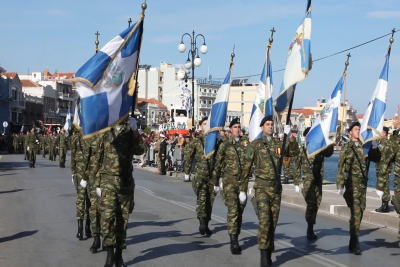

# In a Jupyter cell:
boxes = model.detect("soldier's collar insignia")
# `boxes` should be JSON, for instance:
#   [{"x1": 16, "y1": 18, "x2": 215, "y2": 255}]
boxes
[
  {"x1": 354, "y1": 142, "x2": 359, "y2": 147},
  {"x1": 267, "y1": 136, "x2": 272, "y2": 142}
]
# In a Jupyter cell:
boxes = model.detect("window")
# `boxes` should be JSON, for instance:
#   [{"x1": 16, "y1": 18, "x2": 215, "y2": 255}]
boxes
[
  {"x1": 33, "y1": 74, "x2": 36, "y2": 78},
  {"x1": 214, "y1": 90, "x2": 217, "y2": 94},
  {"x1": 208, "y1": 100, "x2": 212, "y2": 104}
]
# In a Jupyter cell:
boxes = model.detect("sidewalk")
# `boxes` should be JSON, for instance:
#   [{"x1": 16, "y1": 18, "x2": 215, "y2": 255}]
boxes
[{"x1": 134, "y1": 165, "x2": 399, "y2": 231}]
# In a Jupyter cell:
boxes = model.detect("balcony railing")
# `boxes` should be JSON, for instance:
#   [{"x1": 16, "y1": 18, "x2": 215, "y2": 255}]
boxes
[
  {"x1": 10, "y1": 100, "x2": 26, "y2": 109},
  {"x1": 58, "y1": 92, "x2": 74, "y2": 99}
]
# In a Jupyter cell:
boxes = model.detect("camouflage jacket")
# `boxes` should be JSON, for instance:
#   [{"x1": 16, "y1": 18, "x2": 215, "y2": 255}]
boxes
[
  {"x1": 93, "y1": 125, "x2": 144, "y2": 186},
  {"x1": 58, "y1": 134, "x2": 67, "y2": 149},
  {"x1": 376, "y1": 138, "x2": 394, "y2": 173},
  {"x1": 71, "y1": 133, "x2": 86, "y2": 174},
  {"x1": 184, "y1": 133, "x2": 210, "y2": 176},
  {"x1": 380, "y1": 140, "x2": 400, "y2": 190},
  {"x1": 295, "y1": 144, "x2": 334, "y2": 185},
  {"x1": 49, "y1": 136, "x2": 57, "y2": 147},
  {"x1": 243, "y1": 135, "x2": 300, "y2": 182},
  {"x1": 213, "y1": 136, "x2": 250, "y2": 191},
  {"x1": 24, "y1": 135, "x2": 29, "y2": 146},
  {"x1": 336, "y1": 140, "x2": 367, "y2": 189},
  {"x1": 27, "y1": 132, "x2": 37, "y2": 148}
]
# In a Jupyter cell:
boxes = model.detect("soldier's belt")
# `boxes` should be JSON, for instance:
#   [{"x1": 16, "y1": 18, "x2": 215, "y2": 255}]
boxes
[
  {"x1": 100, "y1": 173, "x2": 121, "y2": 180},
  {"x1": 255, "y1": 177, "x2": 276, "y2": 187},
  {"x1": 223, "y1": 173, "x2": 240, "y2": 180},
  {"x1": 195, "y1": 162, "x2": 209, "y2": 168}
]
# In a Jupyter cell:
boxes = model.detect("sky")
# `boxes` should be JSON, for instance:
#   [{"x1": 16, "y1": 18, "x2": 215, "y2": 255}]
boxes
[{"x1": 1, "y1": 0, "x2": 400, "y2": 118}]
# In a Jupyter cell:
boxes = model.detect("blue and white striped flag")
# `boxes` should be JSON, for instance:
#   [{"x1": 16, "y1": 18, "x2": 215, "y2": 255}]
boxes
[
  {"x1": 275, "y1": 0, "x2": 312, "y2": 112},
  {"x1": 306, "y1": 74, "x2": 344, "y2": 157},
  {"x1": 73, "y1": 17, "x2": 144, "y2": 136},
  {"x1": 204, "y1": 66, "x2": 232, "y2": 158},
  {"x1": 248, "y1": 51, "x2": 273, "y2": 141},
  {"x1": 360, "y1": 54, "x2": 389, "y2": 155},
  {"x1": 64, "y1": 108, "x2": 71, "y2": 133}
]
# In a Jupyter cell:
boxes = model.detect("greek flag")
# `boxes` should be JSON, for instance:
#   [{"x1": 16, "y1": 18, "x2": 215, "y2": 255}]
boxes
[
  {"x1": 306, "y1": 74, "x2": 344, "y2": 157},
  {"x1": 248, "y1": 52, "x2": 273, "y2": 141},
  {"x1": 73, "y1": 99, "x2": 81, "y2": 128},
  {"x1": 63, "y1": 108, "x2": 71, "y2": 133},
  {"x1": 275, "y1": 0, "x2": 312, "y2": 112},
  {"x1": 204, "y1": 67, "x2": 232, "y2": 158},
  {"x1": 360, "y1": 54, "x2": 389, "y2": 155},
  {"x1": 73, "y1": 17, "x2": 144, "y2": 136}
]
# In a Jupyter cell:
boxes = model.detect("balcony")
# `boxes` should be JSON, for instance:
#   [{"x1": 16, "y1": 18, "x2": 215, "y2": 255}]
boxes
[
  {"x1": 44, "y1": 111, "x2": 56, "y2": 118},
  {"x1": 199, "y1": 104, "x2": 212, "y2": 109},
  {"x1": 9, "y1": 100, "x2": 26, "y2": 109},
  {"x1": 58, "y1": 92, "x2": 75, "y2": 100},
  {"x1": 25, "y1": 95, "x2": 43, "y2": 104},
  {"x1": 199, "y1": 92, "x2": 216, "y2": 98}
]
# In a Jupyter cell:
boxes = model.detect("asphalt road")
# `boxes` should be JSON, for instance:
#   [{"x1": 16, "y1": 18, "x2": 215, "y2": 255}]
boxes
[{"x1": 0, "y1": 152, "x2": 399, "y2": 267}]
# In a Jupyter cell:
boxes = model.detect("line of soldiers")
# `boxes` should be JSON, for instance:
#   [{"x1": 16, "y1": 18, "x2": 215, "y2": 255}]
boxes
[
  {"x1": 184, "y1": 117, "x2": 400, "y2": 267},
  {"x1": 70, "y1": 117, "x2": 143, "y2": 267}
]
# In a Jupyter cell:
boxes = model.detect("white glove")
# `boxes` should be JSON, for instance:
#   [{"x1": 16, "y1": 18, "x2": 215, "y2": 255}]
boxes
[
  {"x1": 96, "y1": 187, "x2": 101, "y2": 197},
  {"x1": 338, "y1": 188, "x2": 344, "y2": 196},
  {"x1": 184, "y1": 174, "x2": 190, "y2": 181},
  {"x1": 239, "y1": 192, "x2": 247, "y2": 204},
  {"x1": 80, "y1": 179, "x2": 87, "y2": 188},
  {"x1": 72, "y1": 177, "x2": 74, "y2": 185},
  {"x1": 27, "y1": 146, "x2": 29, "y2": 151},
  {"x1": 214, "y1": 186, "x2": 220, "y2": 194},
  {"x1": 129, "y1": 117, "x2": 138, "y2": 131},
  {"x1": 372, "y1": 140, "x2": 378, "y2": 149},
  {"x1": 284, "y1": 125, "x2": 292, "y2": 138},
  {"x1": 376, "y1": 190, "x2": 384, "y2": 199},
  {"x1": 295, "y1": 185, "x2": 300, "y2": 194}
]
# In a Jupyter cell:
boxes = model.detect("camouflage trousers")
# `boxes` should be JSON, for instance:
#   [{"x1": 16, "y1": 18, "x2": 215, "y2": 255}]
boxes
[
  {"x1": 302, "y1": 178, "x2": 322, "y2": 224},
  {"x1": 378, "y1": 172, "x2": 391, "y2": 202},
  {"x1": 393, "y1": 176, "x2": 400, "y2": 241},
  {"x1": 222, "y1": 178, "x2": 246, "y2": 234},
  {"x1": 42, "y1": 146, "x2": 47, "y2": 157},
  {"x1": 25, "y1": 146, "x2": 29, "y2": 159},
  {"x1": 100, "y1": 174, "x2": 135, "y2": 249},
  {"x1": 283, "y1": 163, "x2": 294, "y2": 179},
  {"x1": 254, "y1": 180, "x2": 281, "y2": 250},
  {"x1": 343, "y1": 182, "x2": 366, "y2": 237},
  {"x1": 76, "y1": 162, "x2": 91, "y2": 220},
  {"x1": 28, "y1": 149, "x2": 36, "y2": 165},
  {"x1": 59, "y1": 147, "x2": 66, "y2": 163},
  {"x1": 49, "y1": 147, "x2": 55, "y2": 160},
  {"x1": 192, "y1": 175, "x2": 216, "y2": 221},
  {"x1": 88, "y1": 175, "x2": 101, "y2": 237}
]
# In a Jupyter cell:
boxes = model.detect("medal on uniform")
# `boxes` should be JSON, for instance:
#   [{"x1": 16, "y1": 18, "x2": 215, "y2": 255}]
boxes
[
  {"x1": 275, "y1": 147, "x2": 281, "y2": 157},
  {"x1": 267, "y1": 136, "x2": 272, "y2": 142},
  {"x1": 243, "y1": 140, "x2": 248, "y2": 147}
]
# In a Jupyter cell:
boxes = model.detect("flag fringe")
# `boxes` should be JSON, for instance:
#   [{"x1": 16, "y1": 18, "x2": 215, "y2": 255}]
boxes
[{"x1": 81, "y1": 112, "x2": 130, "y2": 140}]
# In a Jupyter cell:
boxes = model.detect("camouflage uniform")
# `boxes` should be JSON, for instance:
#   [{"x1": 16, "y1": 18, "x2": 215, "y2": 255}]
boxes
[
  {"x1": 213, "y1": 136, "x2": 250, "y2": 235},
  {"x1": 184, "y1": 133, "x2": 216, "y2": 222},
  {"x1": 24, "y1": 134, "x2": 29, "y2": 160},
  {"x1": 376, "y1": 138, "x2": 393, "y2": 202},
  {"x1": 71, "y1": 132, "x2": 90, "y2": 221},
  {"x1": 283, "y1": 157, "x2": 295, "y2": 181},
  {"x1": 93, "y1": 125, "x2": 143, "y2": 249},
  {"x1": 243, "y1": 135, "x2": 299, "y2": 250},
  {"x1": 42, "y1": 135, "x2": 48, "y2": 158},
  {"x1": 50, "y1": 134, "x2": 57, "y2": 161},
  {"x1": 27, "y1": 132, "x2": 37, "y2": 167},
  {"x1": 295, "y1": 145, "x2": 334, "y2": 225},
  {"x1": 155, "y1": 138, "x2": 161, "y2": 174},
  {"x1": 13, "y1": 134, "x2": 17, "y2": 154},
  {"x1": 58, "y1": 133, "x2": 67, "y2": 167}
]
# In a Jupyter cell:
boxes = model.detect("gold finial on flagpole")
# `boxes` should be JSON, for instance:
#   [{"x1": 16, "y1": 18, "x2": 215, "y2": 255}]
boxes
[
  {"x1": 344, "y1": 53, "x2": 351, "y2": 74},
  {"x1": 388, "y1": 28, "x2": 395, "y2": 55},
  {"x1": 95, "y1": 31, "x2": 100, "y2": 54},
  {"x1": 141, "y1": 0, "x2": 147, "y2": 16},
  {"x1": 268, "y1": 27, "x2": 276, "y2": 48}
]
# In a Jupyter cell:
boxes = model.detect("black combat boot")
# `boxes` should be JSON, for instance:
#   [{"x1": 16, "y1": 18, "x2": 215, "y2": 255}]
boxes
[
  {"x1": 198, "y1": 217, "x2": 207, "y2": 235},
  {"x1": 348, "y1": 236, "x2": 354, "y2": 252},
  {"x1": 229, "y1": 234, "x2": 241, "y2": 254},
  {"x1": 381, "y1": 201, "x2": 390, "y2": 213},
  {"x1": 90, "y1": 236, "x2": 101, "y2": 253},
  {"x1": 307, "y1": 222, "x2": 318, "y2": 240},
  {"x1": 353, "y1": 236, "x2": 361, "y2": 255},
  {"x1": 85, "y1": 219, "x2": 92, "y2": 238},
  {"x1": 205, "y1": 219, "x2": 212, "y2": 236},
  {"x1": 104, "y1": 246, "x2": 115, "y2": 267},
  {"x1": 29, "y1": 163, "x2": 32, "y2": 168},
  {"x1": 375, "y1": 200, "x2": 385, "y2": 212},
  {"x1": 115, "y1": 248, "x2": 126, "y2": 267},
  {"x1": 76, "y1": 219, "x2": 84, "y2": 240},
  {"x1": 260, "y1": 249, "x2": 273, "y2": 267}
]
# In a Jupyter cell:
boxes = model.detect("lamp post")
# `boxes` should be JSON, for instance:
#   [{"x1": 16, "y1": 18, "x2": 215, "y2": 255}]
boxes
[{"x1": 178, "y1": 31, "x2": 207, "y2": 130}]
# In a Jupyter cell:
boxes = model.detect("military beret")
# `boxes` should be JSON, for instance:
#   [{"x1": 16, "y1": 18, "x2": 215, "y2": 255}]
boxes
[
  {"x1": 348, "y1": 121, "x2": 361, "y2": 132},
  {"x1": 383, "y1": 126, "x2": 389, "y2": 133},
  {"x1": 303, "y1": 127, "x2": 311, "y2": 137},
  {"x1": 199, "y1": 116, "x2": 208, "y2": 125},
  {"x1": 259, "y1": 115, "x2": 274, "y2": 127},
  {"x1": 229, "y1": 118, "x2": 240, "y2": 128}
]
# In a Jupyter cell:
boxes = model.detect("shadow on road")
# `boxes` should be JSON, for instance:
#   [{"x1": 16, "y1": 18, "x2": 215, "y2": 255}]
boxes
[
  {"x1": 0, "y1": 189, "x2": 24, "y2": 194},
  {"x1": 0, "y1": 230, "x2": 38, "y2": 243},
  {"x1": 127, "y1": 218, "x2": 190, "y2": 228}
]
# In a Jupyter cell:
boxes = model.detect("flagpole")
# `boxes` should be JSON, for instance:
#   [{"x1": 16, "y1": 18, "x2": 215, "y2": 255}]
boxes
[
  {"x1": 227, "y1": 45, "x2": 235, "y2": 104},
  {"x1": 337, "y1": 54, "x2": 351, "y2": 144},
  {"x1": 130, "y1": 1, "x2": 147, "y2": 118},
  {"x1": 264, "y1": 27, "x2": 275, "y2": 115}
]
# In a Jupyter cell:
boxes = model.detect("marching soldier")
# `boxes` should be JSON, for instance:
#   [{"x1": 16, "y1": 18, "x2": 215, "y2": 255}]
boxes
[
  {"x1": 336, "y1": 121, "x2": 380, "y2": 255},
  {"x1": 24, "y1": 132, "x2": 29, "y2": 160},
  {"x1": 58, "y1": 128, "x2": 67, "y2": 168},
  {"x1": 295, "y1": 127, "x2": 334, "y2": 240},
  {"x1": 184, "y1": 117, "x2": 216, "y2": 236},
  {"x1": 283, "y1": 156, "x2": 294, "y2": 183},
  {"x1": 213, "y1": 118, "x2": 249, "y2": 254},
  {"x1": 243, "y1": 115, "x2": 299, "y2": 267},
  {"x1": 49, "y1": 132, "x2": 54, "y2": 161},
  {"x1": 13, "y1": 133, "x2": 17, "y2": 154},
  {"x1": 42, "y1": 133, "x2": 48, "y2": 158},
  {"x1": 93, "y1": 117, "x2": 143, "y2": 267},
  {"x1": 27, "y1": 127, "x2": 38, "y2": 168},
  {"x1": 70, "y1": 125, "x2": 91, "y2": 240},
  {"x1": 375, "y1": 126, "x2": 392, "y2": 212},
  {"x1": 159, "y1": 134, "x2": 167, "y2": 175}
]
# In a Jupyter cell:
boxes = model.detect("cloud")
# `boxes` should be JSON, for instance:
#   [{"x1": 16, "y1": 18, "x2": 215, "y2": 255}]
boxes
[
  {"x1": 366, "y1": 10, "x2": 400, "y2": 19},
  {"x1": 47, "y1": 9, "x2": 67, "y2": 16}
]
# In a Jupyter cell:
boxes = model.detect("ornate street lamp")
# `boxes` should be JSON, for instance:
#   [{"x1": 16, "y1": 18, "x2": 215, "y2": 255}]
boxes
[{"x1": 178, "y1": 31, "x2": 207, "y2": 130}]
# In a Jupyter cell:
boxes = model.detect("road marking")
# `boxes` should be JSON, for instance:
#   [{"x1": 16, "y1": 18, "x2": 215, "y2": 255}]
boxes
[
  {"x1": 136, "y1": 185, "x2": 348, "y2": 267},
  {"x1": 330, "y1": 205, "x2": 347, "y2": 214}
]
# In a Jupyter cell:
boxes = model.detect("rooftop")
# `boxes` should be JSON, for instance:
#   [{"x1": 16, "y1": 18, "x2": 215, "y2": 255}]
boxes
[
  {"x1": 21, "y1": 79, "x2": 42, "y2": 88},
  {"x1": 137, "y1": 98, "x2": 167, "y2": 109},
  {"x1": 1, "y1": 72, "x2": 18, "y2": 79}
]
